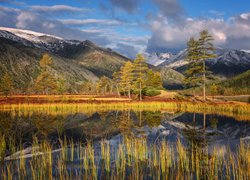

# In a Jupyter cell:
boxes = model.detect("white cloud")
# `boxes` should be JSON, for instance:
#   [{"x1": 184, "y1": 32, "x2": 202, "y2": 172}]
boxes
[
  {"x1": 0, "y1": 9, "x2": 111, "y2": 46},
  {"x1": 60, "y1": 19, "x2": 122, "y2": 26},
  {"x1": 240, "y1": 13, "x2": 250, "y2": 20},
  {"x1": 81, "y1": 29, "x2": 106, "y2": 33},
  {"x1": 0, "y1": 7, "x2": 143, "y2": 57},
  {"x1": 30, "y1": 5, "x2": 88, "y2": 13},
  {"x1": 147, "y1": 13, "x2": 250, "y2": 52}
]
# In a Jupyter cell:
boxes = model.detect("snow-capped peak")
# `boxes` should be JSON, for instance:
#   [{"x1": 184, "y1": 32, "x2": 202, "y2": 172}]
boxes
[
  {"x1": 145, "y1": 52, "x2": 173, "y2": 66},
  {"x1": 241, "y1": 49, "x2": 250, "y2": 54},
  {"x1": 159, "y1": 52, "x2": 173, "y2": 59},
  {"x1": 0, "y1": 27, "x2": 63, "y2": 43},
  {"x1": 0, "y1": 27, "x2": 85, "y2": 54}
]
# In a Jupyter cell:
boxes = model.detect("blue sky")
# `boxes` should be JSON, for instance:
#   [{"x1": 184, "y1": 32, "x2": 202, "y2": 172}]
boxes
[{"x1": 0, "y1": 0, "x2": 250, "y2": 57}]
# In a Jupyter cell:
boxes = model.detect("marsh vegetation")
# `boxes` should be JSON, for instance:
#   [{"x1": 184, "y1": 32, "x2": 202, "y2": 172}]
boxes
[{"x1": 0, "y1": 105, "x2": 249, "y2": 179}]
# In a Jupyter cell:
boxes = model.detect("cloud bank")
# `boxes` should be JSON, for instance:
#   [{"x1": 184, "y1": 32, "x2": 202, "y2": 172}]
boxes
[
  {"x1": 0, "y1": 0, "x2": 250, "y2": 58},
  {"x1": 146, "y1": 13, "x2": 250, "y2": 52}
]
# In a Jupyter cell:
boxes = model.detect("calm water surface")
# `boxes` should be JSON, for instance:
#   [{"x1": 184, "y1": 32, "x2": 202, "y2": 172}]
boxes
[
  {"x1": 1, "y1": 109, "x2": 250, "y2": 179},
  {"x1": 1, "y1": 110, "x2": 249, "y2": 151}
]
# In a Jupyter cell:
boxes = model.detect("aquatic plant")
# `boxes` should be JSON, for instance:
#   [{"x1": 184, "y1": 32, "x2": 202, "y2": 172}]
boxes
[{"x1": 0, "y1": 136, "x2": 249, "y2": 179}]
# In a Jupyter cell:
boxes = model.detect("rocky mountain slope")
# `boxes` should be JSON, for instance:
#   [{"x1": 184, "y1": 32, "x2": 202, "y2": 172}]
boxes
[
  {"x1": 0, "y1": 27, "x2": 130, "y2": 89},
  {"x1": 0, "y1": 27, "x2": 184, "y2": 90},
  {"x1": 157, "y1": 47, "x2": 250, "y2": 78}
]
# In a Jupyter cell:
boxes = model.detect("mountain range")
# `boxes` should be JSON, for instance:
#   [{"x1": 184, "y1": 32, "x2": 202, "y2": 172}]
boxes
[
  {"x1": 0, "y1": 27, "x2": 130, "y2": 90},
  {"x1": 151, "y1": 47, "x2": 250, "y2": 78},
  {"x1": 0, "y1": 27, "x2": 249, "y2": 90}
]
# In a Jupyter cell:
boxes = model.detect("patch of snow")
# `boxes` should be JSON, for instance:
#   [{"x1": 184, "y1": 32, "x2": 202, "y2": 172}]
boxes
[
  {"x1": 241, "y1": 49, "x2": 250, "y2": 53},
  {"x1": 145, "y1": 52, "x2": 173, "y2": 66},
  {"x1": 0, "y1": 27, "x2": 84, "y2": 53},
  {"x1": 159, "y1": 52, "x2": 172, "y2": 59},
  {"x1": 0, "y1": 27, "x2": 63, "y2": 43},
  {"x1": 167, "y1": 59, "x2": 189, "y2": 68}
]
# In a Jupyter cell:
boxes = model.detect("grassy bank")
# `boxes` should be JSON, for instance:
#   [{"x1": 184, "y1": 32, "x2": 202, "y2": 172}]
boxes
[{"x1": 0, "y1": 101, "x2": 249, "y2": 121}]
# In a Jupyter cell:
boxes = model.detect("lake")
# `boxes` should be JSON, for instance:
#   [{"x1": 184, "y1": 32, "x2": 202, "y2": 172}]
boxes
[{"x1": 0, "y1": 107, "x2": 249, "y2": 179}]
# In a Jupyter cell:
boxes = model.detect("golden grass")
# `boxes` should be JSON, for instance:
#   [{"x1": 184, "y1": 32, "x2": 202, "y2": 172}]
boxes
[
  {"x1": 0, "y1": 101, "x2": 249, "y2": 120},
  {"x1": 0, "y1": 136, "x2": 249, "y2": 179}
]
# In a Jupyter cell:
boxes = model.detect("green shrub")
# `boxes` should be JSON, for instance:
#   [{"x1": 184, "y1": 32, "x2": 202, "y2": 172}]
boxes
[{"x1": 144, "y1": 88, "x2": 161, "y2": 96}]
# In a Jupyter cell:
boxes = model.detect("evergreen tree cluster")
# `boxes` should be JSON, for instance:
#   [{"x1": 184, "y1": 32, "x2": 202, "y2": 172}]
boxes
[{"x1": 112, "y1": 54, "x2": 163, "y2": 100}]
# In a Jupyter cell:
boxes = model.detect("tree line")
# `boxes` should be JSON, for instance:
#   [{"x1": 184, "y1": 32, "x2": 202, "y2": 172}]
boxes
[
  {"x1": 0, "y1": 54, "x2": 163, "y2": 100},
  {"x1": 95, "y1": 54, "x2": 163, "y2": 100}
]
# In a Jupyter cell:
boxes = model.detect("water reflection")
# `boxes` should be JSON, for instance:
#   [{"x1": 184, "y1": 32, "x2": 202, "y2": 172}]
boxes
[
  {"x1": 0, "y1": 110, "x2": 249, "y2": 150},
  {"x1": 0, "y1": 109, "x2": 249, "y2": 179}
]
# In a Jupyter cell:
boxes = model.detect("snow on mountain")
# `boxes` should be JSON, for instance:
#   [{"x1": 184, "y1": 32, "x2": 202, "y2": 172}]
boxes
[
  {"x1": 158, "y1": 47, "x2": 250, "y2": 68},
  {"x1": 0, "y1": 27, "x2": 84, "y2": 54},
  {"x1": 0, "y1": 27, "x2": 63, "y2": 43},
  {"x1": 145, "y1": 52, "x2": 173, "y2": 66},
  {"x1": 156, "y1": 47, "x2": 250, "y2": 77},
  {"x1": 155, "y1": 49, "x2": 187, "y2": 68},
  {"x1": 159, "y1": 52, "x2": 172, "y2": 59},
  {"x1": 214, "y1": 50, "x2": 250, "y2": 65},
  {"x1": 241, "y1": 49, "x2": 250, "y2": 53}
]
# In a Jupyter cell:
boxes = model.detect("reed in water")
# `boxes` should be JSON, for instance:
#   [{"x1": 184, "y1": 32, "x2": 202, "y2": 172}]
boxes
[{"x1": 0, "y1": 135, "x2": 249, "y2": 179}]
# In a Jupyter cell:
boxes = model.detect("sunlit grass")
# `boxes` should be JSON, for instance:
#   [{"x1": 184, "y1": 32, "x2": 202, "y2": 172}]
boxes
[
  {"x1": 0, "y1": 136, "x2": 249, "y2": 179},
  {"x1": 0, "y1": 101, "x2": 249, "y2": 120}
]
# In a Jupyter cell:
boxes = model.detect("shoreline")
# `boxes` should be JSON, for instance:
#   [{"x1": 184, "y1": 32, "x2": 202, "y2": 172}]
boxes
[{"x1": 0, "y1": 99, "x2": 249, "y2": 121}]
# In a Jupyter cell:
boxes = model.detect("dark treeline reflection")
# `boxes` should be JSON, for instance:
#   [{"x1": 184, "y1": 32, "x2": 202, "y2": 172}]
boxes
[
  {"x1": 0, "y1": 110, "x2": 249, "y2": 150},
  {"x1": 0, "y1": 110, "x2": 163, "y2": 143}
]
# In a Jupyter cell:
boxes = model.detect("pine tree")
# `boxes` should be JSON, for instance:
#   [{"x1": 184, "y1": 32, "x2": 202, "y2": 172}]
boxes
[
  {"x1": 112, "y1": 72, "x2": 121, "y2": 97},
  {"x1": 120, "y1": 61, "x2": 134, "y2": 99},
  {"x1": 133, "y1": 54, "x2": 148, "y2": 100},
  {"x1": 34, "y1": 71, "x2": 58, "y2": 94},
  {"x1": 198, "y1": 30, "x2": 216, "y2": 101},
  {"x1": 0, "y1": 73, "x2": 13, "y2": 97},
  {"x1": 184, "y1": 37, "x2": 203, "y2": 95},
  {"x1": 34, "y1": 54, "x2": 57, "y2": 94},
  {"x1": 185, "y1": 31, "x2": 216, "y2": 100},
  {"x1": 146, "y1": 69, "x2": 163, "y2": 89},
  {"x1": 57, "y1": 77, "x2": 67, "y2": 94},
  {"x1": 40, "y1": 53, "x2": 53, "y2": 70},
  {"x1": 97, "y1": 76, "x2": 110, "y2": 95}
]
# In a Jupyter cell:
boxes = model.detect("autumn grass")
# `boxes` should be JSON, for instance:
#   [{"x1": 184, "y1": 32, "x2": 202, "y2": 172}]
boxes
[
  {"x1": 0, "y1": 101, "x2": 249, "y2": 121},
  {"x1": 0, "y1": 94, "x2": 130, "y2": 101},
  {"x1": 0, "y1": 136, "x2": 249, "y2": 179}
]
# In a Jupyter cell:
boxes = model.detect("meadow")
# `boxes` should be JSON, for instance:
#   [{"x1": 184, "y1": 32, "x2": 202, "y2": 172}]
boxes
[{"x1": 0, "y1": 98, "x2": 249, "y2": 121}]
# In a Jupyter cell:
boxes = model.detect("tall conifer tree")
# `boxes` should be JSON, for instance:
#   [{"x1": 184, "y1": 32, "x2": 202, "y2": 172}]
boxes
[
  {"x1": 185, "y1": 30, "x2": 216, "y2": 100},
  {"x1": 120, "y1": 61, "x2": 134, "y2": 99},
  {"x1": 133, "y1": 54, "x2": 148, "y2": 101},
  {"x1": 185, "y1": 37, "x2": 203, "y2": 94},
  {"x1": 198, "y1": 30, "x2": 216, "y2": 101}
]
